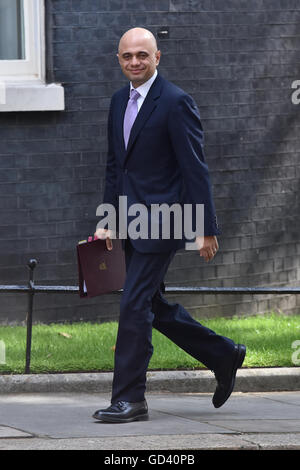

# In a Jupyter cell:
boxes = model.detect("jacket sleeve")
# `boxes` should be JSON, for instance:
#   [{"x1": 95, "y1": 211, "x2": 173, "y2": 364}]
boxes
[{"x1": 167, "y1": 93, "x2": 221, "y2": 237}]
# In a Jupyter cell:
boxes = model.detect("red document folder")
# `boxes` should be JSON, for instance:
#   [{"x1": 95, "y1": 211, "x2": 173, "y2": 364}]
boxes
[{"x1": 77, "y1": 237, "x2": 126, "y2": 298}]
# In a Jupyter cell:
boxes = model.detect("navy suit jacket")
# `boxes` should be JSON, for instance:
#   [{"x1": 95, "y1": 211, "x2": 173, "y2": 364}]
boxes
[{"x1": 101, "y1": 73, "x2": 220, "y2": 253}]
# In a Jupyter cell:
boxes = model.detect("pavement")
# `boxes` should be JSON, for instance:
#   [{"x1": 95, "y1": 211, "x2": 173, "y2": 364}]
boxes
[{"x1": 0, "y1": 368, "x2": 300, "y2": 451}]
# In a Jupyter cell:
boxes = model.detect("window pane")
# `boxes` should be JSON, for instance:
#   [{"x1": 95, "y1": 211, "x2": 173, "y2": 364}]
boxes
[{"x1": 0, "y1": 0, "x2": 25, "y2": 60}]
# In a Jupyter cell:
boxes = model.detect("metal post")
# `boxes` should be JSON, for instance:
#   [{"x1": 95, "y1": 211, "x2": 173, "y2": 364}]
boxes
[{"x1": 25, "y1": 259, "x2": 37, "y2": 374}]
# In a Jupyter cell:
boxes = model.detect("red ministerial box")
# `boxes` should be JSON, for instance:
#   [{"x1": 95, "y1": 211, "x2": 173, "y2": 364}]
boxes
[{"x1": 77, "y1": 237, "x2": 126, "y2": 298}]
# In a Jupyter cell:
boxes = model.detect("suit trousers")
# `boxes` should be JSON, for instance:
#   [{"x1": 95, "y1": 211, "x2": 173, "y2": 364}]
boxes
[{"x1": 111, "y1": 238, "x2": 235, "y2": 403}]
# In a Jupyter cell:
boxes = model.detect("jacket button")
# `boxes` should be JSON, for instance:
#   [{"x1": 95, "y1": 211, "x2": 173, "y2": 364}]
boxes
[{"x1": 124, "y1": 169, "x2": 128, "y2": 174}]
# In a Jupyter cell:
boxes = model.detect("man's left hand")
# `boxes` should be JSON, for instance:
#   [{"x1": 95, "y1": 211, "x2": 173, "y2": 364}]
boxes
[{"x1": 196, "y1": 235, "x2": 219, "y2": 262}]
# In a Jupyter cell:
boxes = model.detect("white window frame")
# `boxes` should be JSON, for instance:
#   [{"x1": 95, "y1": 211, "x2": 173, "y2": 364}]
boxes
[
  {"x1": 0, "y1": 0, "x2": 38, "y2": 78},
  {"x1": 0, "y1": 0, "x2": 64, "y2": 111}
]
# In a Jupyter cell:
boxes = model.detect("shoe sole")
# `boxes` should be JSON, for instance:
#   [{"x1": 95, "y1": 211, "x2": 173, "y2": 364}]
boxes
[
  {"x1": 213, "y1": 344, "x2": 246, "y2": 408},
  {"x1": 93, "y1": 413, "x2": 149, "y2": 424}
]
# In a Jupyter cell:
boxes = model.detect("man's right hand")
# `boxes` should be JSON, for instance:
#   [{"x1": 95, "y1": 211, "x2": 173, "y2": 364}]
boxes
[{"x1": 94, "y1": 228, "x2": 114, "y2": 251}]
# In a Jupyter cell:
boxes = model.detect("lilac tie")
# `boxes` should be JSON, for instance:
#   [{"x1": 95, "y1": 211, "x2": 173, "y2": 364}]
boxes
[{"x1": 123, "y1": 88, "x2": 140, "y2": 149}]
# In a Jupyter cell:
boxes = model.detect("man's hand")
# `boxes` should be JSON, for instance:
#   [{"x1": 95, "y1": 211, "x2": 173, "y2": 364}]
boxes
[
  {"x1": 94, "y1": 228, "x2": 114, "y2": 251},
  {"x1": 196, "y1": 235, "x2": 219, "y2": 262}
]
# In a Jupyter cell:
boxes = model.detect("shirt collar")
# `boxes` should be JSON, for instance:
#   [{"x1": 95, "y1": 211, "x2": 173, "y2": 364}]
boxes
[{"x1": 130, "y1": 69, "x2": 158, "y2": 98}]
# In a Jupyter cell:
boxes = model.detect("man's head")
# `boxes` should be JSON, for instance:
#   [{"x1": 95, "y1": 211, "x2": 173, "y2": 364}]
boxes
[{"x1": 117, "y1": 28, "x2": 161, "y2": 87}]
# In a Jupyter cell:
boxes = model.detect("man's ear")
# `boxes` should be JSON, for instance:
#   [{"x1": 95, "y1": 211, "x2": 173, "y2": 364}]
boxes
[{"x1": 155, "y1": 50, "x2": 161, "y2": 65}]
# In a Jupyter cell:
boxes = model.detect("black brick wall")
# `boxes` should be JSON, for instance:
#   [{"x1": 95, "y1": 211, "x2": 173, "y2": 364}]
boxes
[{"x1": 0, "y1": 0, "x2": 300, "y2": 324}]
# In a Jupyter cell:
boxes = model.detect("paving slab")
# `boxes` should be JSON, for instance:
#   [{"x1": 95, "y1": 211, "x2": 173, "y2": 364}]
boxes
[
  {"x1": 0, "y1": 393, "x2": 233, "y2": 439},
  {"x1": 209, "y1": 419, "x2": 300, "y2": 433},
  {"x1": 241, "y1": 433, "x2": 300, "y2": 450},
  {"x1": 0, "y1": 434, "x2": 257, "y2": 450},
  {"x1": 0, "y1": 391, "x2": 299, "y2": 450},
  {"x1": 0, "y1": 426, "x2": 32, "y2": 439}
]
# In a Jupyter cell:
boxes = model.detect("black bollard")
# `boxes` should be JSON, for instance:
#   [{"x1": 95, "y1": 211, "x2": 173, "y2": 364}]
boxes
[{"x1": 25, "y1": 259, "x2": 37, "y2": 374}]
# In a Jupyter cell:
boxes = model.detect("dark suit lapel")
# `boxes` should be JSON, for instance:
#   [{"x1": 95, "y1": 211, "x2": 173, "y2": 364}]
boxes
[
  {"x1": 123, "y1": 74, "x2": 163, "y2": 165},
  {"x1": 116, "y1": 85, "x2": 130, "y2": 156}
]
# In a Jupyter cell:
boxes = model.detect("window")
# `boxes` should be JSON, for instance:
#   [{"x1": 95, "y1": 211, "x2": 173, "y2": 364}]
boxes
[
  {"x1": 0, "y1": 0, "x2": 25, "y2": 61},
  {"x1": 0, "y1": 0, "x2": 35, "y2": 77},
  {"x1": 0, "y1": 0, "x2": 64, "y2": 111}
]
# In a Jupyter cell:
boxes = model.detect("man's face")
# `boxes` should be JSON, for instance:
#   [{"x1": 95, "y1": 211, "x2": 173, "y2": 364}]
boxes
[{"x1": 118, "y1": 33, "x2": 160, "y2": 87}]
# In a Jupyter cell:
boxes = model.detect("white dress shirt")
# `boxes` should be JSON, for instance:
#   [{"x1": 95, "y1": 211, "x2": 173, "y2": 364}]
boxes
[{"x1": 130, "y1": 69, "x2": 158, "y2": 112}]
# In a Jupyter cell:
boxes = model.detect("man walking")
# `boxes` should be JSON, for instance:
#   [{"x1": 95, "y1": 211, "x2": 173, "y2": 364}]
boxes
[{"x1": 93, "y1": 28, "x2": 246, "y2": 423}]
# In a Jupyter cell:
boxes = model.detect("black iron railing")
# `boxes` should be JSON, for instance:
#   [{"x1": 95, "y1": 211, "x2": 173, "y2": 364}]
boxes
[{"x1": 1, "y1": 259, "x2": 300, "y2": 373}]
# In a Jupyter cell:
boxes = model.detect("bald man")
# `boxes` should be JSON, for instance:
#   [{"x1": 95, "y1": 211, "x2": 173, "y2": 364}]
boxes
[{"x1": 93, "y1": 28, "x2": 246, "y2": 423}]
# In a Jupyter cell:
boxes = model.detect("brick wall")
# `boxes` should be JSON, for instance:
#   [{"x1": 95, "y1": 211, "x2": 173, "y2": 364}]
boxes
[{"x1": 0, "y1": 0, "x2": 299, "y2": 324}]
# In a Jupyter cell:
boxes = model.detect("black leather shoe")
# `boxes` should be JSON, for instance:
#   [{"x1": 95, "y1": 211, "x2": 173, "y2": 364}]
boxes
[
  {"x1": 93, "y1": 400, "x2": 148, "y2": 423},
  {"x1": 212, "y1": 344, "x2": 246, "y2": 408}
]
